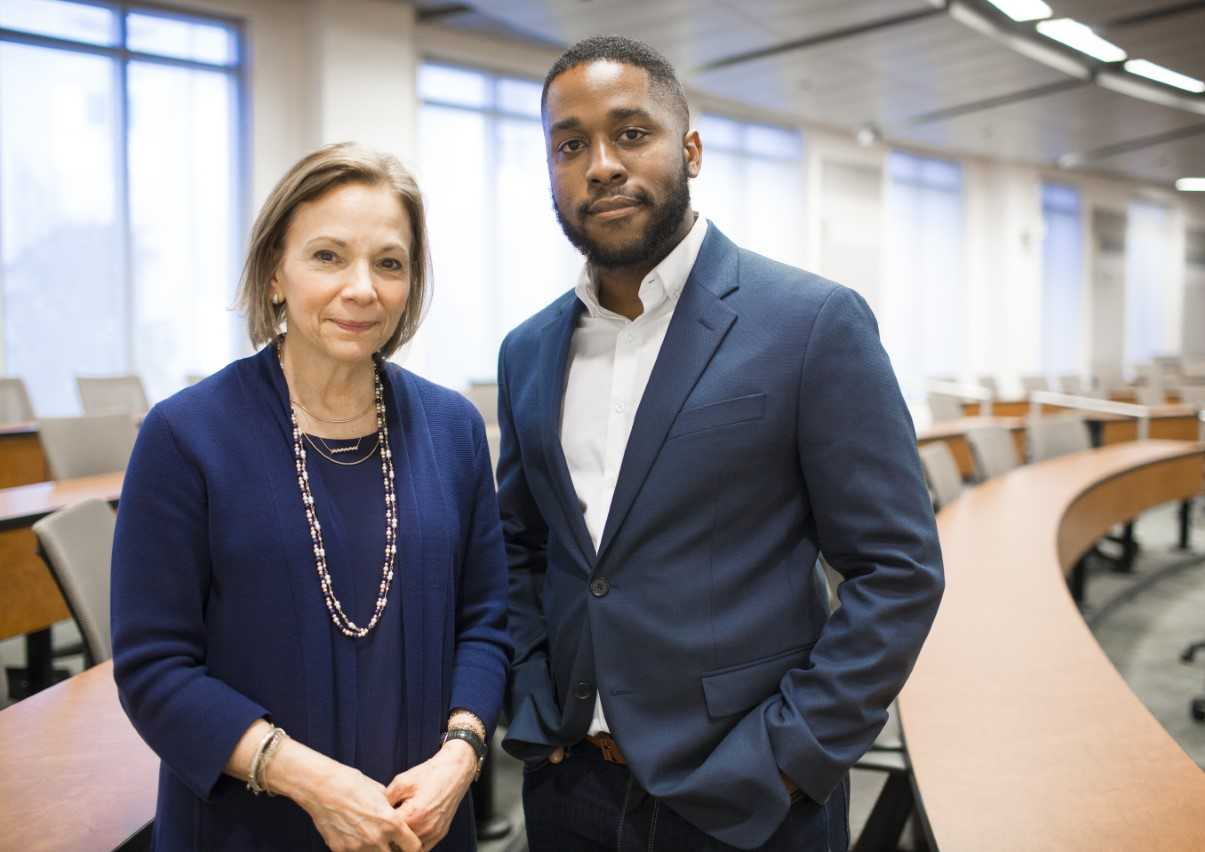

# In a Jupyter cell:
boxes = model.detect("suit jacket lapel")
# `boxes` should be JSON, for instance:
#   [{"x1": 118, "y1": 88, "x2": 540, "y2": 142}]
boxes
[
  {"x1": 539, "y1": 298, "x2": 597, "y2": 570},
  {"x1": 595, "y1": 227, "x2": 740, "y2": 566}
]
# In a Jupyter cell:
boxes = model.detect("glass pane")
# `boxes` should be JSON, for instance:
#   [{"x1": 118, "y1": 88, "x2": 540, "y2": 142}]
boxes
[
  {"x1": 418, "y1": 63, "x2": 489, "y2": 108},
  {"x1": 882, "y1": 160, "x2": 964, "y2": 399},
  {"x1": 1125, "y1": 201, "x2": 1172, "y2": 366},
  {"x1": 697, "y1": 114, "x2": 740, "y2": 150},
  {"x1": 126, "y1": 12, "x2": 236, "y2": 65},
  {"x1": 1, "y1": 43, "x2": 123, "y2": 416},
  {"x1": 411, "y1": 105, "x2": 491, "y2": 390},
  {"x1": 494, "y1": 117, "x2": 581, "y2": 341},
  {"x1": 1042, "y1": 182, "x2": 1079, "y2": 214},
  {"x1": 496, "y1": 77, "x2": 542, "y2": 117},
  {"x1": 691, "y1": 149, "x2": 745, "y2": 244},
  {"x1": 745, "y1": 124, "x2": 802, "y2": 159},
  {"x1": 127, "y1": 62, "x2": 239, "y2": 401},
  {"x1": 0, "y1": 0, "x2": 116, "y2": 46},
  {"x1": 1041, "y1": 192, "x2": 1083, "y2": 374},
  {"x1": 744, "y1": 159, "x2": 805, "y2": 268}
]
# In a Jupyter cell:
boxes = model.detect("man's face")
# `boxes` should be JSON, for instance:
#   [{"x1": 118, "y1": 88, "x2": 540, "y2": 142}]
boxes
[{"x1": 544, "y1": 60, "x2": 701, "y2": 268}]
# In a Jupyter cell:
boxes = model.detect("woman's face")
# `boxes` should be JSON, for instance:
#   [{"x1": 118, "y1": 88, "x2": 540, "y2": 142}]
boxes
[{"x1": 271, "y1": 181, "x2": 412, "y2": 367}]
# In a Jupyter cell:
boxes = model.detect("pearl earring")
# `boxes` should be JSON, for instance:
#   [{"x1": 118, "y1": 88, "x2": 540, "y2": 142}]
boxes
[{"x1": 271, "y1": 293, "x2": 282, "y2": 305}]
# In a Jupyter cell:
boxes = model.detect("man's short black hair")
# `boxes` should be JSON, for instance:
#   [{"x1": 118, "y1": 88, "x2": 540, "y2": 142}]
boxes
[{"x1": 541, "y1": 35, "x2": 690, "y2": 131}]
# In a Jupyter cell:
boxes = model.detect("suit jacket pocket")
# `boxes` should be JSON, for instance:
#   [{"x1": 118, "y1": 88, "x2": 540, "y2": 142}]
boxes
[
  {"x1": 701, "y1": 643, "x2": 814, "y2": 719},
  {"x1": 667, "y1": 392, "x2": 767, "y2": 440}
]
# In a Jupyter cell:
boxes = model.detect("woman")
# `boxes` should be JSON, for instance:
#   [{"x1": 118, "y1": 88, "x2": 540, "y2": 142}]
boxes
[{"x1": 111, "y1": 143, "x2": 511, "y2": 851}]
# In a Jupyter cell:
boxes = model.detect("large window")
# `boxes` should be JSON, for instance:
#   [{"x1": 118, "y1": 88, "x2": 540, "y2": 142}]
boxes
[
  {"x1": 1125, "y1": 200, "x2": 1174, "y2": 367},
  {"x1": 0, "y1": 0, "x2": 243, "y2": 415},
  {"x1": 1040, "y1": 183, "x2": 1084, "y2": 374},
  {"x1": 413, "y1": 62, "x2": 579, "y2": 392},
  {"x1": 690, "y1": 114, "x2": 805, "y2": 269},
  {"x1": 881, "y1": 151, "x2": 963, "y2": 400}
]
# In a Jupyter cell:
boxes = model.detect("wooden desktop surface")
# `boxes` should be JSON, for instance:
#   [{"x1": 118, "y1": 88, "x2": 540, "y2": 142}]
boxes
[
  {"x1": 899, "y1": 440, "x2": 1205, "y2": 851},
  {"x1": 0, "y1": 660, "x2": 156, "y2": 851}
]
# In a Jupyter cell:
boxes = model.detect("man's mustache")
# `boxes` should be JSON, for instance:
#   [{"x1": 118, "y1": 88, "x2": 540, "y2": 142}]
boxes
[{"x1": 578, "y1": 189, "x2": 653, "y2": 218}]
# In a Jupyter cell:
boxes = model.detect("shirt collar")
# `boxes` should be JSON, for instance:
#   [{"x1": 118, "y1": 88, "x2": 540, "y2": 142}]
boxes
[{"x1": 574, "y1": 214, "x2": 709, "y2": 320}]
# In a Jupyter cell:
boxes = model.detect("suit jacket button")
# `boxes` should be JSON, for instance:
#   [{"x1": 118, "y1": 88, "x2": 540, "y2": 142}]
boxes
[
  {"x1": 573, "y1": 681, "x2": 593, "y2": 700},
  {"x1": 590, "y1": 577, "x2": 610, "y2": 597}
]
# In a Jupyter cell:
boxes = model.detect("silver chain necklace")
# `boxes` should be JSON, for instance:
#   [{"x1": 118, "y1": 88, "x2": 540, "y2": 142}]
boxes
[
  {"x1": 279, "y1": 342, "x2": 398, "y2": 638},
  {"x1": 302, "y1": 432, "x2": 380, "y2": 466}
]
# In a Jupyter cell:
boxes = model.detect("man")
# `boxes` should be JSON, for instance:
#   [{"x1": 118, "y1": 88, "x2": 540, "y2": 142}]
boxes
[{"x1": 497, "y1": 35, "x2": 944, "y2": 851}]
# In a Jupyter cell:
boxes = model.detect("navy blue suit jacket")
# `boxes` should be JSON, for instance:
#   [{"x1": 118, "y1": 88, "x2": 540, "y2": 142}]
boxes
[
  {"x1": 111, "y1": 344, "x2": 510, "y2": 850},
  {"x1": 498, "y1": 225, "x2": 943, "y2": 848}
]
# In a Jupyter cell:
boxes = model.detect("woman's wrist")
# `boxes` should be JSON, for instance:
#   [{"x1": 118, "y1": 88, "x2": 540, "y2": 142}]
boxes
[{"x1": 262, "y1": 737, "x2": 340, "y2": 809}]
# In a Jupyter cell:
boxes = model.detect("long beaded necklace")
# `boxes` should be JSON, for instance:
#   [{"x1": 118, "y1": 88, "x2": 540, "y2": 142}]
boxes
[{"x1": 280, "y1": 342, "x2": 398, "y2": 639}]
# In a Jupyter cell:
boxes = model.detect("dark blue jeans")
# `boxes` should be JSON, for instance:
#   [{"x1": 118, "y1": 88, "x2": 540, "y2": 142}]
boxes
[{"x1": 522, "y1": 743, "x2": 849, "y2": 852}]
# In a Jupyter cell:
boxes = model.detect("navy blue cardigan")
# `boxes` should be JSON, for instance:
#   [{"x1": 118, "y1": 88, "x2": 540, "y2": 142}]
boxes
[{"x1": 111, "y1": 344, "x2": 511, "y2": 850}]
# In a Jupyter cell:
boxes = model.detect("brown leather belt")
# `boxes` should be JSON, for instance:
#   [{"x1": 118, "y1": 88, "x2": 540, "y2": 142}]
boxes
[
  {"x1": 584, "y1": 733, "x2": 799, "y2": 799},
  {"x1": 584, "y1": 732, "x2": 627, "y2": 765}
]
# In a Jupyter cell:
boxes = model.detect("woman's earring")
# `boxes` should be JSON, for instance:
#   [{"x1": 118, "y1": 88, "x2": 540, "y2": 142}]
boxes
[{"x1": 271, "y1": 293, "x2": 282, "y2": 305}]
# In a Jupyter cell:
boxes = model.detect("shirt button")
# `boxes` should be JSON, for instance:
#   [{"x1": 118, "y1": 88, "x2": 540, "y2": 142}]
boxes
[
  {"x1": 573, "y1": 681, "x2": 594, "y2": 700},
  {"x1": 590, "y1": 577, "x2": 610, "y2": 598},
  {"x1": 614, "y1": 401, "x2": 626, "y2": 414}
]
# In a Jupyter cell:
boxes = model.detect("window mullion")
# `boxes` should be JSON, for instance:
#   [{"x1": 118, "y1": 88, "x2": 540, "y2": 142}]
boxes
[{"x1": 117, "y1": 10, "x2": 134, "y2": 373}]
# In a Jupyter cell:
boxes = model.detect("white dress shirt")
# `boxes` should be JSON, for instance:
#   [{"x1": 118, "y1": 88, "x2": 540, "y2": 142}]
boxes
[{"x1": 560, "y1": 215, "x2": 709, "y2": 736}]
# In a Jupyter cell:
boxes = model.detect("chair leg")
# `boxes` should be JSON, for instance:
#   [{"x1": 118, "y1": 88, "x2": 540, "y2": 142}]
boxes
[
  {"x1": 4, "y1": 629, "x2": 71, "y2": 701},
  {"x1": 1116, "y1": 522, "x2": 1137, "y2": 573},
  {"x1": 1179, "y1": 499, "x2": 1193, "y2": 551},
  {"x1": 1070, "y1": 558, "x2": 1087, "y2": 606},
  {"x1": 853, "y1": 771, "x2": 913, "y2": 852}
]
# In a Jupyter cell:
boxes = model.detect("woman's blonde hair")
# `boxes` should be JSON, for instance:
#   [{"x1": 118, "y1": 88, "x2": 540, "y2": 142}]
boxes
[{"x1": 237, "y1": 142, "x2": 431, "y2": 356}]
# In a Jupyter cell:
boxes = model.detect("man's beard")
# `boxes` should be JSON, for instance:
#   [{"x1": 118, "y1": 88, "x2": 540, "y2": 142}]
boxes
[{"x1": 553, "y1": 161, "x2": 691, "y2": 269}]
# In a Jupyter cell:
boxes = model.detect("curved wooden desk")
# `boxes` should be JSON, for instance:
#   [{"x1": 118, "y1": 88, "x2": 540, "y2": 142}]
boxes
[
  {"x1": 0, "y1": 661, "x2": 156, "y2": 851},
  {"x1": 899, "y1": 440, "x2": 1205, "y2": 851}
]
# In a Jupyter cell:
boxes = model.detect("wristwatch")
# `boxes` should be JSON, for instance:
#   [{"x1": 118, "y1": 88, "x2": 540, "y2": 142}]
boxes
[{"x1": 443, "y1": 728, "x2": 487, "y2": 780}]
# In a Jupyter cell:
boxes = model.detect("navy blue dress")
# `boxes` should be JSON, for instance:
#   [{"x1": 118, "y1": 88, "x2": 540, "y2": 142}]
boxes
[
  {"x1": 111, "y1": 345, "x2": 511, "y2": 850},
  {"x1": 307, "y1": 432, "x2": 407, "y2": 786}
]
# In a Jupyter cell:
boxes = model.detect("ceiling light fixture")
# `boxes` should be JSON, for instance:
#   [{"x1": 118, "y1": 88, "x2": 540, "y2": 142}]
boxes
[
  {"x1": 984, "y1": 0, "x2": 1052, "y2": 22},
  {"x1": 1036, "y1": 18, "x2": 1127, "y2": 63},
  {"x1": 1124, "y1": 59, "x2": 1205, "y2": 94},
  {"x1": 1176, "y1": 178, "x2": 1205, "y2": 191}
]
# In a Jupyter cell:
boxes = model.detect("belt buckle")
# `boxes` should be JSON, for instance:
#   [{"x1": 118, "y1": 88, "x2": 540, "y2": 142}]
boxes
[{"x1": 593, "y1": 733, "x2": 625, "y2": 764}]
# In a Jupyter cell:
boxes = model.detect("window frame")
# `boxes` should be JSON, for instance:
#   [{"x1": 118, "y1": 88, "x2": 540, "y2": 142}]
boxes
[{"x1": 0, "y1": 0, "x2": 249, "y2": 373}]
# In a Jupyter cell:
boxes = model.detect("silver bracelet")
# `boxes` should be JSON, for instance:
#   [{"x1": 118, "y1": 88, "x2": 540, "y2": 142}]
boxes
[
  {"x1": 256, "y1": 727, "x2": 288, "y2": 796},
  {"x1": 246, "y1": 725, "x2": 280, "y2": 796}
]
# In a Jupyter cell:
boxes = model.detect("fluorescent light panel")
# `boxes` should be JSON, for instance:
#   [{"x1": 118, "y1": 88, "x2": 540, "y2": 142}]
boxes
[
  {"x1": 1176, "y1": 178, "x2": 1205, "y2": 191},
  {"x1": 1124, "y1": 59, "x2": 1205, "y2": 93},
  {"x1": 1036, "y1": 18, "x2": 1127, "y2": 63},
  {"x1": 985, "y1": 0, "x2": 1052, "y2": 22}
]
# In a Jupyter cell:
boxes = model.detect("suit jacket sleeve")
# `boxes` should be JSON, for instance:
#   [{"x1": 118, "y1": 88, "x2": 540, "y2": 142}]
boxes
[
  {"x1": 769, "y1": 285, "x2": 944, "y2": 804},
  {"x1": 496, "y1": 335, "x2": 562, "y2": 759},
  {"x1": 447, "y1": 413, "x2": 513, "y2": 735},
  {"x1": 110, "y1": 406, "x2": 268, "y2": 801}
]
